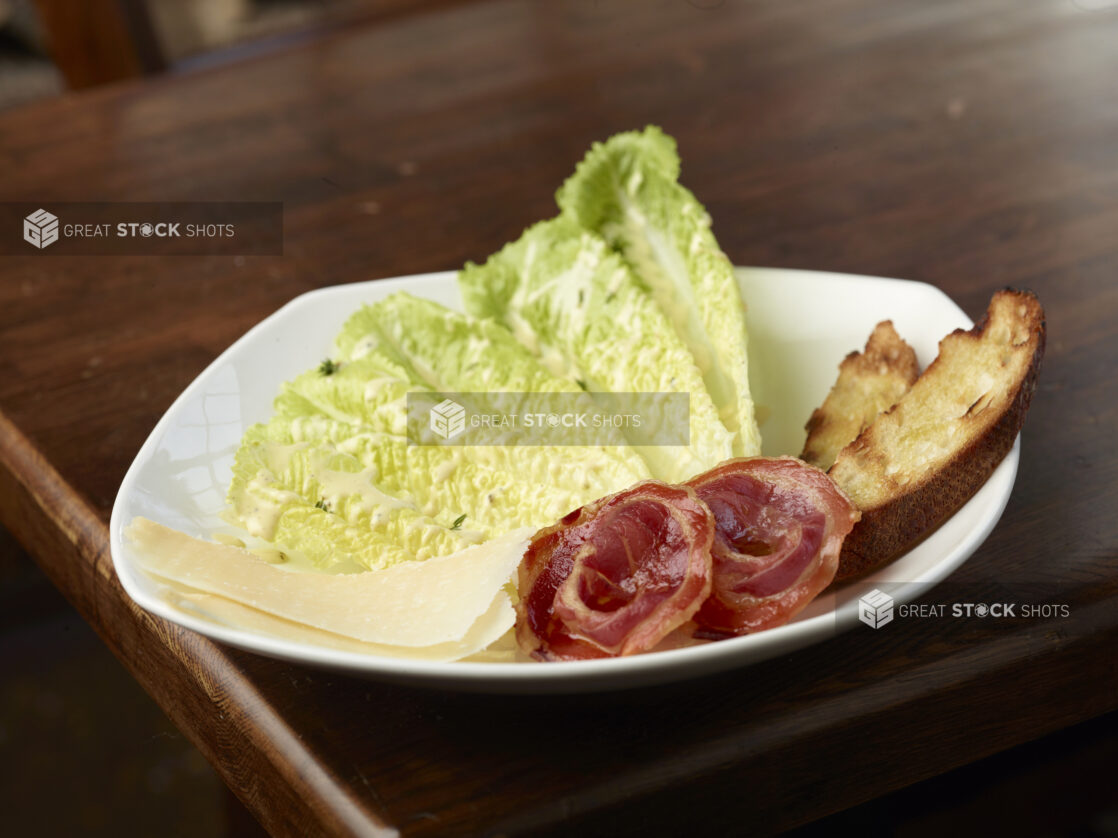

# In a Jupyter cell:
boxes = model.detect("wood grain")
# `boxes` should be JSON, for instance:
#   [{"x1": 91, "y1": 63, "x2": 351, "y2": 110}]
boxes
[{"x1": 1, "y1": 0, "x2": 1116, "y2": 835}]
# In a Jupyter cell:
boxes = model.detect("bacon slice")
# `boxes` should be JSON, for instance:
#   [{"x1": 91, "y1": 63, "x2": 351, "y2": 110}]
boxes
[
  {"x1": 515, "y1": 481, "x2": 714, "y2": 660},
  {"x1": 686, "y1": 457, "x2": 859, "y2": 636}
]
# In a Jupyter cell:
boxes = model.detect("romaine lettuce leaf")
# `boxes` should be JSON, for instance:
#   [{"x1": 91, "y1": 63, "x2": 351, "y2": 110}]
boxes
[
  {"x1": 273, "y1": 354, "x2": 411, "y2": 436},
  {"x1": 333, "y1": 291, "x2": 651, "y2": 476},
  {"x1": 336, "y1": 292, "x2": 574, "y2": 394},
  {"x1": 228, "y1": 424, "x2": 472, "y2": 570},
  {"x1": 261, "y1": 415, "x2": 631, "y2": 536},
  {"x1": 224, "y1": 128, "x2": 763, "y2": 579},
  {"x1": 556, "y1": 126, "x2": 762, "y2": 457},
  {"x1": 226, "y1": 294, "x2": 653, "y2": 566},
  {"x1": 459, "y1": 216, "x2": 733, "y2": 482}
]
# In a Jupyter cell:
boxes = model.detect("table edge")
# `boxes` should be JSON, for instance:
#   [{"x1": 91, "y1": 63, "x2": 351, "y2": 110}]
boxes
[{"x1": 0, "y1": 408, "x2": 399, "y2": 838}]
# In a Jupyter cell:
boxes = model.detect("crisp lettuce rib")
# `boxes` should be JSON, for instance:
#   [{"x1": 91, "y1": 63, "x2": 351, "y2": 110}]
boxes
[
  {"x1": 459, "y1": 216, "x2": 733, "y2": 483},
  {"x1": 556, "y1": 126, "x2": 761, "y2": 457}
]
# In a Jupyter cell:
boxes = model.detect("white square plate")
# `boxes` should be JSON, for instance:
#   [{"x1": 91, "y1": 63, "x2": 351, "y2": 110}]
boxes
[{"x1": 109, "y1": 268, "x2": 1018, "y2": 693}]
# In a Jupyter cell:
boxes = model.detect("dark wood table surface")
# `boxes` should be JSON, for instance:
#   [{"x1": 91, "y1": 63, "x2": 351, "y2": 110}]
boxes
[{"x1": 2, "y1": 1, "x2": 1116, "y2": 835}]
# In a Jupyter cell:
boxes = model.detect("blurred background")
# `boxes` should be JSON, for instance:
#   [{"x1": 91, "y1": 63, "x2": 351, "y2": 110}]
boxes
[
  {"x1": 0, "y1": 0, "x2": 467, "y2": 109},
  {"x1": 1, "y1": 1, "x2": 1116, "y2": 836}
]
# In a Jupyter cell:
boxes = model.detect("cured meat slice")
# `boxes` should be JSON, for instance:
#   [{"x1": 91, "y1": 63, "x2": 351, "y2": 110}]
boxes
[
  {"x1": 686, "y1": 457, "x2": 859, "y2": 636},
  {"x1": 515, "y1": 481, "x2": 714, "y2": 660}
]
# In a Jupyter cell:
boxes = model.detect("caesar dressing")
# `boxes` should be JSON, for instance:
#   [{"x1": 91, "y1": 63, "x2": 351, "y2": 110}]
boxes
[
  {"x1": 237, "y1": 475, "x2": 302, "y2": 540},
  {"x1": 432, "y1": 456, "x2": 458, "y2": 483},
  {"x1": 314, "y1": 464, "x2": 413, "y2": 515}
]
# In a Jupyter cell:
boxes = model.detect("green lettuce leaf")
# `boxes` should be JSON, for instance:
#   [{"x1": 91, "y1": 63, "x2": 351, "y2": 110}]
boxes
[
  {"x1": 333, "y1": 291, "x2": 651, "y2": 474},
  {"x1": 459, "y1": 215, "x2": 733, "y2": 483},
  {"x1": 227, "y1": 294, "x2": 652, "y2": 565},
  {"x1": 336, "y1": 292, "x2": 574, "y2": 394},
  {"x1": 260, "y1": 415, "x2": 635, "y2": 535},
  {"x1": 273, "y1": 354, "x2": 412, "y2": 437},
  {"x1": 556, "y1": 126, "x2": 761, "y2": 457},
  {"x1": 227, "y1": 424, "x2": 472, "y2": 570}
]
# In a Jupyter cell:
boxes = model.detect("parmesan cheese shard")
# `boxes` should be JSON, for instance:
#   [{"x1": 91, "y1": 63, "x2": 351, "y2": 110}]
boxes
[
  {"x1": 162, "y1": 584, "x2": 514, "y2": 662},
  {"x1": 125, "y1": 517, "x2": 531, "y2": 655}
]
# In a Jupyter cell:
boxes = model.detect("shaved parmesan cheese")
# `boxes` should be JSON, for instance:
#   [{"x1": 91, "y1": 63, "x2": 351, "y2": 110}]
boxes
[
  {"x1": 125, "y1": 517, "x2": 530, "y2": 650},
  {"x1": 160, "y1": 583, "x2": 514, "y2": 662}
]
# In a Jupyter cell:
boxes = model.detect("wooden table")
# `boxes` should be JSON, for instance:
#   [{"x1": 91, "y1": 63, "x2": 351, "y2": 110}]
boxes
[{"x1": 2, "y1": 1, "x2": 1116, "y2": 834}]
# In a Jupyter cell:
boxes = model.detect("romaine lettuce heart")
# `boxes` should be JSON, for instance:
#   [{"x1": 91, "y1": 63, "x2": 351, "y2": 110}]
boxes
[{"x1": 556, "y1": 126, "x2": 762, "y2": 458}]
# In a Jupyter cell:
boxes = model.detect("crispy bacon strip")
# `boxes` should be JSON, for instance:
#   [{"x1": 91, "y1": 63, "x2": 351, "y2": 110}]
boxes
[
  {"x1": 686, "y1": 457, "x2": 859, "y2": 636},
  {"x1": 515, "y1": 481, "x2": 714, "y2": 660}
]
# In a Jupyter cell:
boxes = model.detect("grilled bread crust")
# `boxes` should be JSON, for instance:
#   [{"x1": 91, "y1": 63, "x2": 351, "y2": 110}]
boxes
[
  {"x1": 802, "y1": 321, "x2": 918, "y2": 471},
  {"x1": 829, "y1": 289, "x2": 1045, "y2": 581}
]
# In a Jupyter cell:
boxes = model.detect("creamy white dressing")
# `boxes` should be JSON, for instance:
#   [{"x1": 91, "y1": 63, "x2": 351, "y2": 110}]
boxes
[
  {"x1": 433, "y1": 456, "x2": 458, "y2": 483},
  {"x1": 240, "y1": 475, "x2": 303, "y2": 539},
  {"x1": 316, "y1": 465, "x2": 414, "y2": 515},
  {"x1": 289, "y1": 415, "x2": 326, "y2": 442},
  {"x1": 260, "y1": 439, "x2": 307, "y2": 473}
]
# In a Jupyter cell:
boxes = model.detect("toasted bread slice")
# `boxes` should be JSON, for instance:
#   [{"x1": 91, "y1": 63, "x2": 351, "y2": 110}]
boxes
[
  {"x1": 802, "y1": 321, "x2": 918, "y2": 471},
  {"x1": 829, "y1": 289, "x2": 1045, "y2": 581}
]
